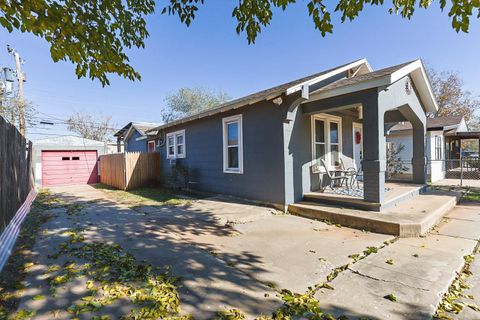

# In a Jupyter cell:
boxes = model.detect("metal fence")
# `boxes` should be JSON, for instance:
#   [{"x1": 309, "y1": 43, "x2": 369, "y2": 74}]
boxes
[
  {"x1": 386, "y1": 157, "x2": 480, "y2": 184},
  {"x1": 445, "y1": 157, "x2": 480, "y2": 180}
]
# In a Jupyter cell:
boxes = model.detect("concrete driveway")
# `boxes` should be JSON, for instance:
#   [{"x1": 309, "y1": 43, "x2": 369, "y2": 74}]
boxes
[{"x1": 14, "y1": 185, "x2": 480, "y2": 319}]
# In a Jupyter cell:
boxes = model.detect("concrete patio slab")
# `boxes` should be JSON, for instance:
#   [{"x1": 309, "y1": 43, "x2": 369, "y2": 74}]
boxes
[
  {"x1": 445, "y1": 203, "x2": 480, "y2": 222},
  {"x1": 432, "y1": 179, "x2": 480, "y2": 189},
  {"x1": 13, "y1": 185, "x2": 480, "y2": 320},
  {"x1": 451, "y1": 250, "x2": 480, "y2": 320},
  {"x1": 349, "y1": 235, "x2": 476, "y2": 290},
  {"x1": 220, "y1": 215, "x2": 393, "y2": 292},
  {"x1": 315, "y1": 233, "x2": 477, "y2": 319},
  {"x1": 434, "y1": 218, "x2": 480, "y2": 240}
]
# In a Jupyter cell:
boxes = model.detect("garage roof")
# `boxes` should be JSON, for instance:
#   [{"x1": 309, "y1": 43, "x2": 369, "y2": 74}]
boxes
[{"x1": 33, "y1": 135, "x2": 105, "y2": 147}]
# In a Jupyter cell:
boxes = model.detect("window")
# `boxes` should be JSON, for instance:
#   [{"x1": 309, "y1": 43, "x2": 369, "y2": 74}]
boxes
[
  {"x1": 223, "y1": 114, "x2": 243, "y2": 173},
  {"x1": 330, "y1": 121, "x2": 340, "y2": 166},
  {"x1": 166, "y1": 130, "x2": 186, "y2": 158},
  {"x1": 434, "y1": 136, "x2": 443, "y2": 160},
  {"x1": 312, "y1": 114, "x2": 342, "y2": 168},
  {"x1": 62, "y1": 157, "x2": 70, "y2": 160},
  {"x1": 314, "y1": 119, "x2": 326, "y2": 161},
  {"x1": 148, "y1": 140, "x2": 156, "y2": 153},
  {"x1": 72, "y1": 157, "x2": 80, "y2": 160}
]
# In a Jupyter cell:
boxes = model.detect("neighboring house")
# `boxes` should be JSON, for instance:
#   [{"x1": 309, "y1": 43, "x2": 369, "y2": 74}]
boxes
[
  {"x1": 146, "y1": 59, "x2": 438, "y2": 211},
  {"x1": 114, "y1": 122, "x2": 162, "y2": 152},
  {"x1": 387, "y1": 115, "x2": 468, "y2": 182},
  {"x1": 32, "y1": 135, "x2": 107, "y2": 187},
  {"x1": 106, "y1": 141, "x2": 124, "y2": 154}
]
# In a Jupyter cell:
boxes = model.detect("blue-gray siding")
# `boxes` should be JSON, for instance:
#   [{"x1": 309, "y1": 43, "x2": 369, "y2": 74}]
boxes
[
  {"x1": 125, "y1": 130, "x2": 148, "y2": 152},
  {"x1": 159, "y1": 101, "x2": 286, "y2": 207},
  {"x1": 285, "y1": 107, "x2": 359, "y2": 203}
]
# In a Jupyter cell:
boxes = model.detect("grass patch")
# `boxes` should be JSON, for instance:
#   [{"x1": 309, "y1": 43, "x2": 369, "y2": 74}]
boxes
[
  {"x1": 431, "y1": 185, "x2": 480, "y2": 203},
  {"x1": 462, "y1": 188, "x2": 480, "y2": 202},
  {"x1": 94, "y1": 184, "x2": 193, "y2": 207}
]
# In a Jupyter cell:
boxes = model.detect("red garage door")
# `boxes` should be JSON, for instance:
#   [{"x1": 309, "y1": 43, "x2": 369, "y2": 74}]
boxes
[{"x1": 42, "y1": 150, "x2": 98, "y2": 186}]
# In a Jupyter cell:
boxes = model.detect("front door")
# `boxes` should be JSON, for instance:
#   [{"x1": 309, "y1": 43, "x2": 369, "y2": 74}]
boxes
[{"x1": 353, "y1": 123, "x2": 363, "y2": 171}]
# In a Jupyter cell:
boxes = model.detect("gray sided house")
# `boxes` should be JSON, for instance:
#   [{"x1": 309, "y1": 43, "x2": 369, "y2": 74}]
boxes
[
  {"x1": 147, "y1": 59, "x2": 438, "y2": 211},
  {"x1": 114, "y1": 122, "x2": 162, "y2": 153}
]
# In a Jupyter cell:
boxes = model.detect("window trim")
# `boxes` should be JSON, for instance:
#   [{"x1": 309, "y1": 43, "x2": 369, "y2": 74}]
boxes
[
  {"x1": 166, "y1": 129, "x2": 186, "y2": 159},
  {"x1": 311, "y1": 114, "x2": 343, "y2": 169},
  {"x1": 434, "y1": 135, "x2": 443, "y2": 160},
  {"x1": 222, "y1": 114, "x2": 243, "y2": 174},
  {"x1": 148, "y1": 140, "x2": 156, "y2": 153}
]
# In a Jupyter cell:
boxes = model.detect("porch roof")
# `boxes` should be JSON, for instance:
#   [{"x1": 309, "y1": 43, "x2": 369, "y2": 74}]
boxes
[
  {"x1": 444, "y1": 130, "x2": 480, "y2": 139},
  {"x1": 308, "y1": 59, "x2": 438, "y2": 114}
]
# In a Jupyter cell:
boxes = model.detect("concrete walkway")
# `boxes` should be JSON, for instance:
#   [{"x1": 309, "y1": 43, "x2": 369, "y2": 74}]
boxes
[
  {"x1": 433, "y1": 179, "x2": 480, "y2": 188},
  {"x1": 314, "y1": 202, "x2": 480, "y2": 319},
  {"x1": 15, "y1": 185, "x2": 480, "y2": 319}
]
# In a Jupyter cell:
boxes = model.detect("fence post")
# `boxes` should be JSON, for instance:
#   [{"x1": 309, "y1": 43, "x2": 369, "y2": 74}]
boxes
[
  {"x1": 123, "y1": 152, "x2": 127, "y2": 190},
  {"x1": 460, "y1": 156, "x2": 463, "y2": 187}
]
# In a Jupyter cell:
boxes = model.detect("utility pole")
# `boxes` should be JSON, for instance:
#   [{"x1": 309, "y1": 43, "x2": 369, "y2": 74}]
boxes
[{"x1": 7, "y1": 45, "x2": 26, "y2": 135}]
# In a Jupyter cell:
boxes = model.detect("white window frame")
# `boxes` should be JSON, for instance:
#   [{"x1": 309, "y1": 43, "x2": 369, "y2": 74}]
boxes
[
  {"x1": 222, "y1": 114, "x2": 243, "y2": 174},
  {"x1": 434, "y1": 135, "x2": 443, "y2": 160},
  {"x1": 166, "y1": 129, "x2": 186, "y2": 159},
  {"x1": 148, "y1": 140, "x2": 156, "y2": 153},
  {"x1": 311, "y1": 114, "x2": 343, "y2": 169}
]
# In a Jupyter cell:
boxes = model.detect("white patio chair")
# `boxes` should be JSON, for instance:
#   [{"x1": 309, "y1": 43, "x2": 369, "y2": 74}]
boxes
[{"x1": 320, "y1": 159, "x2": 349, "y2": 191}]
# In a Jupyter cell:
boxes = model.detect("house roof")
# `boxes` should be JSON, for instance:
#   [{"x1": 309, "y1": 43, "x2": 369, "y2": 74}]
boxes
[
  {"x1": 309, "y1": 59, "x2": 438, "y2": 113},
  {"x1": 33, "y1": 135, "x2": 105, "y2": 147},
  {"x1": 146, "y1": 58, "x2": 372, "y2": 133},
  {"x1": 114, "y1": 122, "x2": 162, "y2": 138},
  {"x1": 313, "y1": 61, "x2": 414, "y2": 93},
  {"x1": 389, "y1": 115, "x2": 465, "y2": 132},
  {"x1": 444, "y1": 130, "x2": 480, "y2": 139},
  {"x1": 146, "y1": 58, "x2": 438, "y2": 134}
]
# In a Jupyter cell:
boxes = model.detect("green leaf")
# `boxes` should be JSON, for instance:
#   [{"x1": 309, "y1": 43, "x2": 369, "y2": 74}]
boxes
[{"x1": 384, "y1": 293, "x2": 397, "y2": 302}]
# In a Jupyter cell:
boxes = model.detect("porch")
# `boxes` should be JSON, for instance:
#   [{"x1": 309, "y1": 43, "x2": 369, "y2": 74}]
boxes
[
  {"x1": 282, "y1": 64, "x2": 434, "y2": 211},
  {"x1": 304, "y1": 182, "x2": 425, "y2": 211}
]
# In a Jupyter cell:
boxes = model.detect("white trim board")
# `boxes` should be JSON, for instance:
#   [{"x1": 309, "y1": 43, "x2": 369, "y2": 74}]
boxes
[
  {"x1": 311, "y1": 113, "x2": 343, "y2": 170},
  {"x1": 308, "y1": 59, "x2": 438, "y2": 114},
  {"x1": 286, "y1": 59, "x2": 372, "y2": 95},
  {"x1": 222, "y1": 114, "x2": 243, "y2": 174},
  {"x1": 166, "y1": 129, "x2": 186, "y2": 159}
]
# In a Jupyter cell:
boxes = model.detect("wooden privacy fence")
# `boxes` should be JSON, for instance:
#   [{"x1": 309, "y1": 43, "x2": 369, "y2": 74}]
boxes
[
  {"x1": 99, "y1": 152, "x2": 160, "y2": 190},
  {"x1": 0, "y1": 116, "x2": 35, "y2": 233}
]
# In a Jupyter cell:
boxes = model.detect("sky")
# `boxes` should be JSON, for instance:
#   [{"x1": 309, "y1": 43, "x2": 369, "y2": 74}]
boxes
[{"x1": 0, "y1": 2, "x2": 479, "y2": 140}]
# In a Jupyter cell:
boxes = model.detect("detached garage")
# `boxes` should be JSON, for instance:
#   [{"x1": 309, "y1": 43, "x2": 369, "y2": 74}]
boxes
[{"x1": 33, "y1": 136, "x2": 107, "y2": 187}]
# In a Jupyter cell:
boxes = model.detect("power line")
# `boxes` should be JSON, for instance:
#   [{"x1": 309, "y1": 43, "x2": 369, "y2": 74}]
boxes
[{"x1": 28, "y1": 112, "x2": 124, "y2": 131}]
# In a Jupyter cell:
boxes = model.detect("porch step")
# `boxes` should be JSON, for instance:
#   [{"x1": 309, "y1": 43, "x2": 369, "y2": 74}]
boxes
[
  {"x1": 303, "y1": 184, "x2": 424, "y2": 211},
  {"x1": 288, "y1": 190, "x2": 460, "y2": 237}
]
